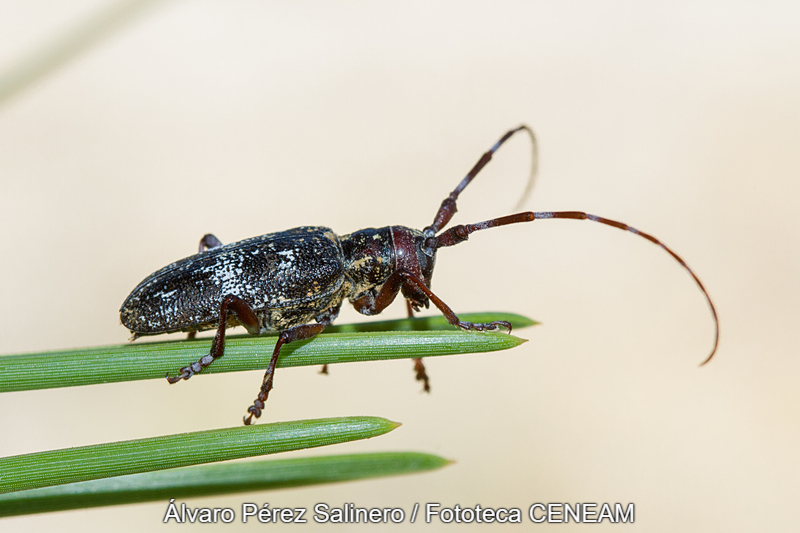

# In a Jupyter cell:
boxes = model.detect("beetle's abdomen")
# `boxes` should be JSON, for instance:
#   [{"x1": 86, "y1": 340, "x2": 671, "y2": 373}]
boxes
[{"x1": 120, "y1": 227, "x2": 345, "y2": 334}]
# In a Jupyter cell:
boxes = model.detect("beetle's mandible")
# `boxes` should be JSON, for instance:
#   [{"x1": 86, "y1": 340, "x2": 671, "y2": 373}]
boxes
[{"x1": 120, "y1": 125, "x2": 719, "y2": 425}]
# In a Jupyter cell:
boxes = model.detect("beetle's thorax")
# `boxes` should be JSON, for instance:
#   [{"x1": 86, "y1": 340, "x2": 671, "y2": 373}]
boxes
[{"x1": 340, "y1": 226, "x2": 437, "y2": 311}]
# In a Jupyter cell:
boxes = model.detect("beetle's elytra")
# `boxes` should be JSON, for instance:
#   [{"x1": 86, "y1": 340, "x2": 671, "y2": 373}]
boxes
[{"x1": 121, "y1": 125, "x2": 719, "y2": 425}]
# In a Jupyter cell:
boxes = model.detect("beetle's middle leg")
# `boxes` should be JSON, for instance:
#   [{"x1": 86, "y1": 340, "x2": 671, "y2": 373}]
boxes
[
  {"x1": 167, "y1": 294, "x2": 259, "y2": 383},
  {"x1": 405, "y1": 299, "x2": 431, "y2": 393},
  {"x1": 244, "y1": 322, "x2": 328, "y2": 425}
]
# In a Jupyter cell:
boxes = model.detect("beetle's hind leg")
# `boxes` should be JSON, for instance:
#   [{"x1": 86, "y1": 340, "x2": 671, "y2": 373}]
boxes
[
  {"x1": 244, "y1": 322, "x2": 328, "y2": 425},
  {"x1": 166, "y1": 294, "x2": 259, "y2": 383}
]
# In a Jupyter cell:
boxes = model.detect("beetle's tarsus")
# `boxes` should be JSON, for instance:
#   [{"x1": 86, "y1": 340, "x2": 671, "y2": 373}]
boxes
[
  {"x1": 454, "y1": 319, "x2": 512, "y2": 333},
  {"x1": 243, "y1": 388, "x2": 269, "y2": 425}
]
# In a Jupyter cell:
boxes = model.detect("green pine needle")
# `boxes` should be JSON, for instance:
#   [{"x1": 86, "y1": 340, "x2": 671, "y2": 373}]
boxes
[
  {"x1": 0, "y1": 417, "x2": 400, "y2": 494},
  {"x1": 0, "y1": 452, "x2": 450, "y2": 517},
  {"x1": 0, "y1": 313, "x2": 535, "y2": 392}
]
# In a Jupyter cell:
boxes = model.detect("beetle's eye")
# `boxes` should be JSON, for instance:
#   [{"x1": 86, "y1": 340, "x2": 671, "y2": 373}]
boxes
[{"x1": 424, "y1": 237, "x2": 437, "y2": 254}]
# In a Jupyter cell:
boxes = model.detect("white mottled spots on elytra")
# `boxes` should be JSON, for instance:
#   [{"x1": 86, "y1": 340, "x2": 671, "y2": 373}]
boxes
[
  {"x1": 277, "y1": 248, "x2": 297, "y2": 271},
  {"x1": 203, "y1": 254, "x2": 248, "y2": 297},
  {"x1": 122, "y1": 227, "x2": 349, "y2": 335},
  {"x1": 155, "y1": 288, "x2": 178, "y2": 300}
]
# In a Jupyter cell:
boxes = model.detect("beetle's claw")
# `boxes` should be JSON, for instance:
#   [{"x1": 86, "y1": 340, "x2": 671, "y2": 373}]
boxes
[
  {"x1": 492, "y1": 320, "x2": 513, "y2": 333},
  {"x1": 244, "y1": 404, "x2": 262, "y2": 426},
  {"x1": 165, "y1": 368, "x2": 191, "y2": 384}
]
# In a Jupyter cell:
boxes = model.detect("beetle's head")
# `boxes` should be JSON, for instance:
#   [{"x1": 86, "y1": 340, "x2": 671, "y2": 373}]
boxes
[
  {"x1": 390, "y1": 226, "x2": 437, "y2": 310},
  {"x1": 341, "y1": 226, "x2": 437, "y2": 313}
]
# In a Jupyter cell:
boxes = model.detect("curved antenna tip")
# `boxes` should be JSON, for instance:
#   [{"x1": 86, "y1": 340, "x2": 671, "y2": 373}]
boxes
[
  {"x1": 699, "y1": 351, "x2": 715, "y2": 367},
  {"x1": 699, "y1": 318, "x2": 719, "y2": 366},
  {"x1": 698, "y1": 327, "x2": 719, "y2": 367}
]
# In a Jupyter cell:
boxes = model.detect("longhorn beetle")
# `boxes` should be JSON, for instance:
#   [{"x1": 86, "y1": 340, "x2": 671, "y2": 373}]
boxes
[{"x1": 120, "y1": 125, "x2": 719, "y2": 425}]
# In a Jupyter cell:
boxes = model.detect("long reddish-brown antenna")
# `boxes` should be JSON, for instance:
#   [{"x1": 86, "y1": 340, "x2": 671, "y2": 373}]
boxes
[{"x1": 435, "y1": 211, "x2": 719, "y2": 365}]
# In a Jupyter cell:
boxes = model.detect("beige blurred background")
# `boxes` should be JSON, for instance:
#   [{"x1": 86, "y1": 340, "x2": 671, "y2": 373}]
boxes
[{"x1": 1, "y1": 1, "x2": 798, "y2": 531}]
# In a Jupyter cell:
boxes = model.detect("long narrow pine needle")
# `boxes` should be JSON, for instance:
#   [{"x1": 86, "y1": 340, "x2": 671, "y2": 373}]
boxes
[
  {"x1": 0, "y1": 313, "x2": 534, "y2": 392},
  {"x1": 0, "y1": 452, "x2": 450, "y2": 517},
  {"x1": 0, "y1": 417, "x2": 400, "y2": 494}
]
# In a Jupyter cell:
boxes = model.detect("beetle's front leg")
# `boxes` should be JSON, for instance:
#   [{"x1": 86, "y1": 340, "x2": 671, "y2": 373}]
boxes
[
  {"x1": 166, "y1": 294, "x2": 259, "y2": 383},
  {"x1": 403, "y1": 271, "x2": 511, "y2": 332},
  {"x1": 244, "y1": 322, "x2": 328, "y2": 425},
  {"x1": 358, "y1": 269, "x2": 512, "y2": 333}
]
